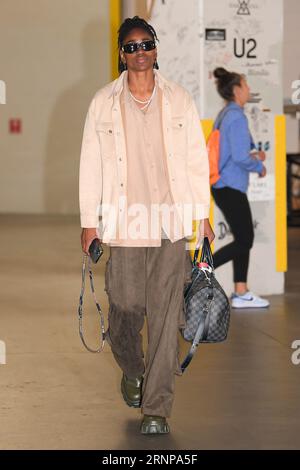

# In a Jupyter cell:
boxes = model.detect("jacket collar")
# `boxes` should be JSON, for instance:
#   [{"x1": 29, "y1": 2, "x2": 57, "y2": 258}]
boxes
[
  {"x1": 108, "y1": 69, "x2": 175, "y2": 99},
  {"x1": 226, "y1": 101, "x2": 244, "y2": 112}
]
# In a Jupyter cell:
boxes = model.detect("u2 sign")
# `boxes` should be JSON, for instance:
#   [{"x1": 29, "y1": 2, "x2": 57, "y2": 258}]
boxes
[
  {"x1": 0, "y1": 80, "x2": 6, "y2": 104},
  {"x1": 0, "y1": 340, "x2": 6, "y2": 364}
]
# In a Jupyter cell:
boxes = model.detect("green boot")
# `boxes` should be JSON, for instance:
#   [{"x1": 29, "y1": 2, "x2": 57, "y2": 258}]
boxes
[
  {"x1": 140, "y1": 415, "x2": 170, "y2": 434},
  {"x1": 121, "y1": 373, "x2": 143, "y2": 408}
]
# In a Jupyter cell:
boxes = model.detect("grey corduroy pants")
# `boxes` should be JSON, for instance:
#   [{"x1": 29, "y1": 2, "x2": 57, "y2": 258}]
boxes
[{"x1": 104, "y1": 237, "x2": 192, "y2": 418}]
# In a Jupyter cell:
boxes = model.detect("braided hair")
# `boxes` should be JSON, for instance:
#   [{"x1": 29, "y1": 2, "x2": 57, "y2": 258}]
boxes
[{"x1": 117, "y1": 16, "x2": 159, "y2": 74}]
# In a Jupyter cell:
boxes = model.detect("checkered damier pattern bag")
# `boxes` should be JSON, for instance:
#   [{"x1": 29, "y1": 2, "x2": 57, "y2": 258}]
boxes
[{"x1": 180, "y1": 237, "x2": 230, "y2": 372}]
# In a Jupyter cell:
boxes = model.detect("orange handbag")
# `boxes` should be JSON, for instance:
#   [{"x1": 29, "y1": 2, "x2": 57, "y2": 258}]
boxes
[
  {"x1": 207, "y1": 128, "x2": 221, "y2": 186},
  {"x1": 207, "y1": 108, "x2": 232, "y2": 186}
]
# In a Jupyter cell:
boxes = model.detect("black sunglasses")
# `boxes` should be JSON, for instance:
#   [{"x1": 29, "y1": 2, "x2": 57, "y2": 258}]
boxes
[{"x1": 121, "y1": 40, "x2": 156, "y2": 54}]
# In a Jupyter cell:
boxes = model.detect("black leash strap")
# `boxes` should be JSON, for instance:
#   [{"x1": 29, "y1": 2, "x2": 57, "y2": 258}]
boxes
[{"x1": 78, "y1": 254, "x2": 106, "y2": 353}]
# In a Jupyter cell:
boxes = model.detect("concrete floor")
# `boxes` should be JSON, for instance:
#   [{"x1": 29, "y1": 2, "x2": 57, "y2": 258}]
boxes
[{"x1": 0, "y1": 214, "x2": 299, "y2": 450}]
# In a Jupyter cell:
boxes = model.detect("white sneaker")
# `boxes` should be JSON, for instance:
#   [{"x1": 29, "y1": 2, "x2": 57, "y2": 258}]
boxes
[{"x1": 231, "y1": 291, "x2": 270, "y2": 309}]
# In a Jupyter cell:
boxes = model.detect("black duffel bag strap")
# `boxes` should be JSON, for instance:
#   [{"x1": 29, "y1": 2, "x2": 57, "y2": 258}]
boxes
[
  {"x1": 180, "y1": 285, "x2": 214, "y2": 373},
  {"x1": 181, "y1": 237, "x2": 214, "y2": 373},
  {"x1": 193, "y1": 236, "x2": 214, "y2": 269},
  {"x1": 201, "y1": 285, "x2": 214, "y2": 341},
  {"x1": 180, "y1": 315, "x2": 206, "y2": 373}
]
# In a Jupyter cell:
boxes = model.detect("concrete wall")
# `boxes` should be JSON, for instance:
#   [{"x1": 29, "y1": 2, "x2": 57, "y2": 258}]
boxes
[
  {"x1": 284, "y1": 0, "x2": 300, "y2": 153},
  {"x1": 0, "y1": 0, "x2": 110, "y2": 214}
]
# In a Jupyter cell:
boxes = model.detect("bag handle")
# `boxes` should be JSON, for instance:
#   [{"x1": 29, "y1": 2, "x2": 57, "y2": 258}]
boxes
[
  {"x1": 193, "y1": 237, "x2": 214, "y2": 269},
  {"x1": 78, "y1": 254, "x2": 106, "y2": 353},
  {"x1": 215, "y1": 106, "x2": 231, "y2": 130}
]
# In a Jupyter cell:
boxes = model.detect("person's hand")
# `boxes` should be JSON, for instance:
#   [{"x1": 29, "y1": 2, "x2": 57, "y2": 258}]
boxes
[
  {"x1": 196, "y1": 218, "x2": 215, "y2": 247},
  {"x1": 259, "y1": 165, "x2": 267, "y2": 178},
  {"x1": 81, "y1": 228, "x2": 101, "y2": 255},
  {"x1": 255, "y1": 151, "x2": 266, "y2": 162},
  {"x1": 251, "y1": 151, "x2": 266, "y2": 161},
  {"x1": 252, "y1": 151, "x2": 266, "y2": 162}
]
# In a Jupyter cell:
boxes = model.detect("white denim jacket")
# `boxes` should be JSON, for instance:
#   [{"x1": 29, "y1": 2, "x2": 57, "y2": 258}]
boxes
[{"x1": 79, "y1": 70, "x2": 210, "y2": 243}]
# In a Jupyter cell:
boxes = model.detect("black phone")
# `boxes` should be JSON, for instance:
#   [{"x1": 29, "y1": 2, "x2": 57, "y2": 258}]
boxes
[{"x1": 88, "y1": 238, "x2": 103, "y2": 264}]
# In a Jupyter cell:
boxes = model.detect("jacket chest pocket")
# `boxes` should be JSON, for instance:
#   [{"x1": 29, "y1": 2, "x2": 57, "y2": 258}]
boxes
[
  {"x1": 171, "y1": 117, "x2": 187, "y2": 156},
  {"x1": 96, "y1": 122, "x2": 115, "y2": 161}
]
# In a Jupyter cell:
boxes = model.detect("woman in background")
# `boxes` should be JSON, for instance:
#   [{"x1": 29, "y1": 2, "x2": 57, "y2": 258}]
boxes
[{"x1": 211, "y1": 67, "x2": 269, "y2": 309}]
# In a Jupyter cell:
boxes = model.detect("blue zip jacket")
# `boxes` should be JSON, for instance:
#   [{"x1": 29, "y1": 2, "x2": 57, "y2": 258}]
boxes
[{"x1": 212, "y1": 102, "x2": 263, "y2": 193}]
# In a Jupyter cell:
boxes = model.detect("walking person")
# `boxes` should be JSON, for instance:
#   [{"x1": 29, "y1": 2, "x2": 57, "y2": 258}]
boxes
[
  {"x1": 211, "y1": 67, "x2": 269, "y2": 309},
  {"x1": 79, "y1": 16, "x2": 214, "y2": 434}
]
